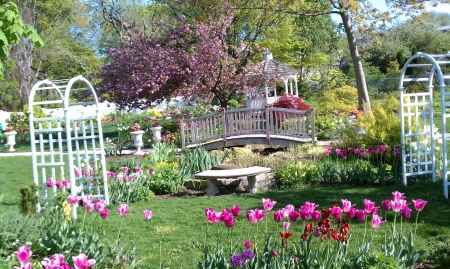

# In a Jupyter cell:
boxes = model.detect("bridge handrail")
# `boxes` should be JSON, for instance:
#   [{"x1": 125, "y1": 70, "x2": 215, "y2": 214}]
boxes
[{"x1": 180, "y1": 106, "x2": 315, "y2": 148}]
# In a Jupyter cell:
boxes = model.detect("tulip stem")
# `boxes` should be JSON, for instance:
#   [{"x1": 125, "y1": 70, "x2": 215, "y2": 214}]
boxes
[{"x1": 414, "y1": 212, "x2": 419, "y2": 237}]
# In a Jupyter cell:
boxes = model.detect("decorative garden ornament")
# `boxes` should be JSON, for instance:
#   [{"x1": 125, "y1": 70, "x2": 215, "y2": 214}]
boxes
[
  {"x1": 150, "y1": 122, "x2": 162, "y2": 142},
  {"x1": 4, "y1": 130, "x2": 17, "y2": 151},
  {"x1": 130, "y1": 130, "x2": 145, "y2": 155}
]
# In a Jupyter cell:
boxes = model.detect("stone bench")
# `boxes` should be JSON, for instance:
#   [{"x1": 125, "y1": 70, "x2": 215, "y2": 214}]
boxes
[{"x1": 194, "y1": 166, "x2": 272, "y2": 196}]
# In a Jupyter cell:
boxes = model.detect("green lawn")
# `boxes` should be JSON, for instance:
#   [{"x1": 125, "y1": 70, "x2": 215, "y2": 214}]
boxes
[{"x1": 1, "y1": 155, "x2": 450, "y2": 268}]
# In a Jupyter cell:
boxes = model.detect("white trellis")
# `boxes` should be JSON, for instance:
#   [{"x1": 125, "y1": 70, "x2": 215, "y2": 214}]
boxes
[
  {"x1": 399, "y1": 52, "x2": 450, "y2": 198},
  {"x1": 28, "y1": 76, "x2": 109, "y2": 217}
]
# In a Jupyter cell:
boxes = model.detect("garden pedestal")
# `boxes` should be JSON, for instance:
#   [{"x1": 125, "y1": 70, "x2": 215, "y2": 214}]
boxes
[
  {"x1": 5, "y1": 131, "x2": 16, "y2": 151},
  {"x1": 150, "y1": 126, "x2": 162, "y2": 142},
  {"x1": 130, "y1": 130, "x2": 145, "y2": 155}
]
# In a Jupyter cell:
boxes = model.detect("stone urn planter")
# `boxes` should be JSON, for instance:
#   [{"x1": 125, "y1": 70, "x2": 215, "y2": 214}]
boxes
[
  {"x1": 130, "y1": 130, "x2": 145, "y2": 155},
  {"x1": 150, "y1": 126, "x2": 162, "y2": 142},
  {"x1": 4, "y1": 131, "x2": 17, "y2": 151}
]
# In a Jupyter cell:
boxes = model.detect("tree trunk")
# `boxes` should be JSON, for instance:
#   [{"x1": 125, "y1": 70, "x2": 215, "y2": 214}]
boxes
[{"x1": 339, "y1": 8, "x2": 371, "y2": 110}]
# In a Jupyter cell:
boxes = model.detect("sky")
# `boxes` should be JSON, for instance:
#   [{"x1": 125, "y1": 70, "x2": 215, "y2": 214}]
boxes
[{"x1": 331, "y1": 1, "x2": 450, "y2": 24}]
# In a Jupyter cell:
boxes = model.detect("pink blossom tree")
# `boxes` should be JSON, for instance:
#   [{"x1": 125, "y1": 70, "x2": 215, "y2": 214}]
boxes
[{"x1": 94, "y1": 12, "x2": 268, "y2": 109}]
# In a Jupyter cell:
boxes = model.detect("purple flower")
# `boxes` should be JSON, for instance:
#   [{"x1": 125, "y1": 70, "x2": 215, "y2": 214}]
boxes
[
  {"x1": 412, "y1": 199, "x2": 427, "y2": 211},
  {"x1": 400, "y1": 207, "x2": 412, "y2": 219},
  {"x1": 382, "y1": 200, "x2": 392, "y2": 211},
  {"x1": 241, "y1": 249, "x2": 254, "y2": 260},
  {"x1": 229, "y1": 254, "x2": 245, "y2": 267},
  {"x1": 355, "y1": 209, "x2": 366, "y2": 221},
  {"x1": 231, "y1": 205, "x2": 241, "y2": 217}
]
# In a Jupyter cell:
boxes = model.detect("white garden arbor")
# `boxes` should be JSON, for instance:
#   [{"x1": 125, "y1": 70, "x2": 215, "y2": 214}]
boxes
[
  {"x1": 28, "y1": 76, "x2": 108, "y2": 217},
  {"x1": 246, "y1": 51, "x2": 299, "y2": 108},
  {"x1": 399, "y1": 52, "x2": 450, "y2": 198}
]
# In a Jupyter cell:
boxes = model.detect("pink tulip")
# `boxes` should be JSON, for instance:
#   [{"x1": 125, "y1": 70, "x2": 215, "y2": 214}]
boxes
[
  {"x1": 14, "y1": 262, "x2": 32, "y2": 269},
  {"x1": 392, "y1": 191, "x2": 405, "y2": 202},
  {"x1": 371, "y1": 206, "x2": 380, "y2": 215},
  {"x1": 231, "y1": 205, "x2": 241, "y2": 217},
  {"x1": 345, "y1": 207, "x2": 356, "y2": 219},
  {"x1": 364, "y1": 199, "x2": 375, "y2": 214},
  {"x1": 135, "y1": 167, "x2": 143, "y2": 174},
  {"x1": 72, "y1": 253, "x2": 96, "y2": 269},
  {"x1": 94, "y1": 199, "x2": 107, "y2": 212},
  {"x1": 100, "y1": 209, "x2": 109, "y2": 219},
  {"x1": 254, "y1": 208, "x2": 265, "y2": 222},
  {"x1": 283, "y1": 222, "x2": 290, "y2": 230},
  {"x1": 81, "y1": 194, "x2": 92, "y2": 205},
  {"x1": 148, "y1": 168, "x2": 154, "y2": 174},
  {"x1": 62, "y1": 179, "x2": 70, "y2": 188},
  {"x1": 246, "y1": 210, "x2": 257, "y2": 224},
  {"x1": 244, "y1": 241, "x2": 251, "y2": 249},
  {"x1": 381, "y1": 200, "x2": 392, "y2": 211},
  {"x1": 262, "y1": 198, "x2": 277, "y2": 211},
  {"x1": 300, "y1": 201, "x2": 319, "y2": 215},
  {"x1": 68, "y1": 195, "x2": 80, "y2": 206},
  {"x1": 299, "y1": 209, "x2": 309, "y2": 221},
  {"x1": 41, "y1": 253, "x2": 69, "y2": 268},
  {"x1": 56, "y1": 181, "x2": 63, "y2": 189},
  {"x1": 117, "y1": 203, "x2": 129, "y2": 216},
  {"x1": 341, "y1": 199, "x2": 354, "y2": 212},
  {"x1": 355, "y1": 209, "x2": 366, "y2": 221},
  {"x1": 144, "y1": 209, "x2": 152, "y2": 220},
  {"x1": 330, "y1": 205, "x2": 343, "y2": 219},
  {"x1": 84, "y1": 201, "x2": 95, "y2": 212},
  {"x1": 121, "y1": 167, "x2": 129, "y2": 174},
  {"x1": 14, "y1": 246, "x2": 31, "y2": 264},
  {"x1": 372, "y1": 214, "x2": 384, "y2": 228},
  {"x1": 205, "y1": 208, "x2": 217, "y2": 223},
  {"x1": 392, "y1": 199, "x2": 406, "y2": 212},
  {"x1": 412, "y1": 199, "x2": 427, "y2": 211}
]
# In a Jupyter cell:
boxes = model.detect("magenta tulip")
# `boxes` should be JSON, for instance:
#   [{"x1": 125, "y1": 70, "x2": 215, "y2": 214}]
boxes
[
  {"x1": 72, "y1": 253, "x2": 96, "y2": 269},
  {"x1": 244, "y1": 241, "x2": 251, "y2": 249},
  {"x1": 255, "y1": 208, "x2": 265, "y2": 222},
  {"x1": 289, "y1": 210, "x2": 301, "y2": 222},
  {"x1": 412, "y1": 199, "x2": 427, "y2": 211},
  {"x1": 223, "y1": 215, "x2": 235, "y2": 228},
  {"x1": 363, "y1": 199, "x2": 375, "y2": 214},
  {"x1": 14, "y1": 246, "x2": 31, "y2": 264},
  {"x1": 67, "y1": 195, "x2": 80, "y2": 206},
  {"x1": 283, "y1": 222, "x2": 290, "y2": 230},
  {"x1": 144, "y1": 209, "x2": 152, "y2": 220},
  {"x1": 46, "y1": 177, "x2": 54, "y2": 188},
  {"x1": 355, "y1": 209, "x2": 366, "y2": 221},
  {"x1": 311, "y1": 210, "x2": 321, "y2": 221},
  {"x1": 400, "y1": 207, "x2": 412, "y2": 219},
  {"x1": 231, "y1": 205, "x2": 241, "y2": 217},
  {"x1": 345, "y1": 207, "x2": 356, "y2": 219},
  {"x1": 56, "y1": 181, "x2": 63, "y2": 189},
  {"x1": 100, "y1": 209, "x2": 109, "y2": 219},
  {"x1": 274, "y1": 210, "x2": 283, "y2": 222},
  {"x1": 381, "y1": 200, "x2": 392, "y2": 211},
  {"x1": 117, "y1": 203, "x2": 129, "y2": 216},
  {"x1": 246, "y1": 210, "x2": 257, "y2": 224},
  {"x1": 330, "y1": 205, "x2": 343, "y2": 219},
  {"x1": 62, "y1": 179, "x2": 70, "y2": 189},
  {"x1": 94, "y1": 199, "x2": 107, "y2": 212}
]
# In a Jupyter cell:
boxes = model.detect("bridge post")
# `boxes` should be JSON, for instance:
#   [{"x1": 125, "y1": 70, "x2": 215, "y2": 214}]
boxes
[
  {"x1": 221, "y1": 108, "x2": 227, "y2": 148},
  {"x1": 310, "y1": 108, "x2": 316, "y2": 144},
  {"x1": 265, "y1": 104, "x2": 271, "y2": 145}
]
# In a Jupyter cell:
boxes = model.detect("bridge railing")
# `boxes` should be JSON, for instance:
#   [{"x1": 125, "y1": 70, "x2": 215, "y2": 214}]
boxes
[{"x1": 180, "y1": 106, "x2": 315, "y2": 148}]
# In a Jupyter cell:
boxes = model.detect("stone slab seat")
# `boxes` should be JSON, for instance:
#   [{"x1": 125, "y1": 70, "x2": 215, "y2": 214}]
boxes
[{"x1": 194, "y1": 166, "x2": 272, "y2": 196}]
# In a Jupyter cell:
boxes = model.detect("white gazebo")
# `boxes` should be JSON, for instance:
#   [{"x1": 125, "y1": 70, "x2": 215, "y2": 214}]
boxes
[{"x1": 246, "y1": 51, "x2": 299, "y2": 108}]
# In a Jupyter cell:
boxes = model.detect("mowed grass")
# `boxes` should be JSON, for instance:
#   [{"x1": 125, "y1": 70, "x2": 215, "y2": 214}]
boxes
[{"x1": 1, "y1": 156, "x2": 450, "y2": 268}]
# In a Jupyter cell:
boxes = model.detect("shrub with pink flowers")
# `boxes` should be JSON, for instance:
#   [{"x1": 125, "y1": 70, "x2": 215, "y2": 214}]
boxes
[{"x1": 199, "y1": 192, "x2": 427, "y2": 269}]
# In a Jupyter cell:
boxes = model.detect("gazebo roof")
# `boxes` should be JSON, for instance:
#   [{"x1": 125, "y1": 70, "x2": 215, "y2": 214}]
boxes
[{"x1": 249, "y1": 51, "x2": 299, "y2": 76}]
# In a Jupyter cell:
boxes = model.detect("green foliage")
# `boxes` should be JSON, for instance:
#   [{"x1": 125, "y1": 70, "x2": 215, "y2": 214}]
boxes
[
  {"x1": 311, "y1": 68, "x2": 348, "y2": 91},
  {"x1": 145, "y1": 142, "x2": 177, "y2": 165},
  {"x1": 315, "y1": 113, "x2": 346, "y2": 140},
  {"x1": 161, "y1": 121, "x2": 181, "y2": 134},
  {"x1": 19, "y1": 183, "x2": 38, "y2": 216},
  {"x1": 148, "y1": 162, "x2": 185, "y2": 195},
  {"x1": 428, "y1": 237, "x2": 450, "y2": 268},
  {"x1": 107, "y1": 157, "x2": 145, "y2": 174},
  {"x1": 0, "y1": 1, "x2": 44, "y2": 77},
  {"x1": 316, "y1": 85, "x2": 358, "y2": 113},
  {"x1": 109, "y1": 173, "x2": 155, "y2": 204},
  {"x1": 0, "y1": 209, "x2": 42, "y2": 257},
  {"x1": 227, "y1": 99, "x2": 239, "y2": 109},
  {"x1": 38, "y1": 203, "x2": 106, "y2": 265},
  {"x1": 275, "y1": 161, "x2": 317, "y2": 189},
  {"x1": 177, "y1": 146, "x2": 228, "y2": 179},
  {"x1": 314, "y1": 158, "x2": 378, "y2": 185},
  {"x1": 105, "y1": 238, "x2": 140, "y2": 269},
  {"x1": 357, "y1": 95, "x2": 401, "y2": 147}
]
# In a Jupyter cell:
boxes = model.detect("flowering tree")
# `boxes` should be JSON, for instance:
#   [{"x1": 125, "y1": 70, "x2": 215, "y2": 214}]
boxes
[{"x1": 94, "y1": 12, "x2": 267, "y2": 110}]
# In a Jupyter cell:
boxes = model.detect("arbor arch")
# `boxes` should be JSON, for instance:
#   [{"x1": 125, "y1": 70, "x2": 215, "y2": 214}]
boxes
[
  {"x1": 399, "y1": 52, "x2": 450, "y2": 198},
  {"x1": 28, "y1": 76, "x2": 108, "y2": 217}
]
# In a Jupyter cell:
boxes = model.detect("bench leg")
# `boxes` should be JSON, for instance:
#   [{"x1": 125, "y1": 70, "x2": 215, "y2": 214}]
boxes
[
  {"x1": 246, "y1": 175, "x2": 258, "y2": 193},
  {"x1": 206, "y1": 178, "x2": 219, "y2": 196}
]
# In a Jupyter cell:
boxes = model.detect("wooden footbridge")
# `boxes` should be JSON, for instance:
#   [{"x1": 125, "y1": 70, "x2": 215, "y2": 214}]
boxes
[{"x1": 180, "y1": 106, "x2": 315, "y2": 150}]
